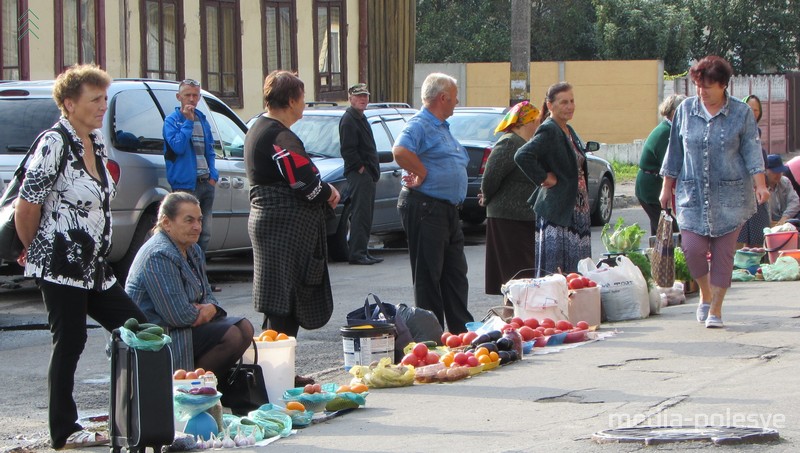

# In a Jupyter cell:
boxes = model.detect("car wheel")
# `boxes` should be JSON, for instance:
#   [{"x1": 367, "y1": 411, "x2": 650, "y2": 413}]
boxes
[
  {"x1": 591, "y1": 176, "x2": 614, "y2": 226},
  {"x1": 111, "y1": 211, "x2": 156, "y2": 284},
  {"x1": 327, "y1": 205, "x2": 350, "y2": 262}
]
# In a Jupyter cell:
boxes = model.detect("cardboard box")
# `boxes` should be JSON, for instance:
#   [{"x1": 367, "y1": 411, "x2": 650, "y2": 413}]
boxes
[{"x1": 562, "y1": 286, "x2": 601, "y2": 327}]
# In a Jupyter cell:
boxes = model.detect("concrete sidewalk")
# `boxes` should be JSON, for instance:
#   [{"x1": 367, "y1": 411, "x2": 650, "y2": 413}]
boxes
[{"x1": 6, "y1": 278, "x2": 791, "y2": 452}]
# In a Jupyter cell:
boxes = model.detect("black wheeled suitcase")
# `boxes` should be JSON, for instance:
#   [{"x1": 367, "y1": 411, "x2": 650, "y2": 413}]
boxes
[{"x1": 109, "y1": 329, "x2": 175, "y2": 453}]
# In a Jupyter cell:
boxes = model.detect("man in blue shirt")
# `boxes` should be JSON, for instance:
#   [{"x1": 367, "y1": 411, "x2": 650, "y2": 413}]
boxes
[
  {"x1": 392, "y1": 73, "x2": 473, "y2": 334},
  {"x1": 163, "y1": 79, "x2": 219, "y2": 253}
]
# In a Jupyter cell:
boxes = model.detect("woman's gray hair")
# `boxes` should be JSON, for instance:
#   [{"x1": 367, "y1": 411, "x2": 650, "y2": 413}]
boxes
[
  {"x1": 421, "y1": 73, "x2": 457, "y2": 104},
  {"x1": 154, "y1": 192, "x2": 200, "y2": 232},
  {"x1": 659, "y1": 94, "x2": 686, "y2": 119}
]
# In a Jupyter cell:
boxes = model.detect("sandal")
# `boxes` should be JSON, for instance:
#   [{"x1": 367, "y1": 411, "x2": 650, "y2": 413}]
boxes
[{"x1": 59, "y1": 430, "x2": 109, "y2": 450}]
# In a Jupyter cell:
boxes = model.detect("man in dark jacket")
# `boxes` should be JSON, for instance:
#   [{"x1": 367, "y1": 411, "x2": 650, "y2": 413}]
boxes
[{"x1": 339, "y1": 83, "x2": 382, "y2": 265}]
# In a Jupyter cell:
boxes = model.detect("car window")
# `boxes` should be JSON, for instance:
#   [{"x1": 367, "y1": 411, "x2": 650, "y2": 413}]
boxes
[
  {"x1": 0, "y1": 98, "x2": 61, "y2": 154},
  {"x1": 448, "y1": 113, "x2": 504, "y2": 143},
  {"x1": 370, "y1": 121, "x2": 393, "y2": 152},
  {"x1": 151, "y1": 89, "x2": 223, "y2": 157},
  {"x1": 382, "y1": 118, "x2": 406, "y2": 143},
  {"x1": 291, "y1": 115, "x2": 341, "y2": 158},
  {"x1": 205, "y1": 98, "x2": 246, "y2": 159},
  {"x1": 111, "y1": 89, "x2": 165, "y2": 154}
]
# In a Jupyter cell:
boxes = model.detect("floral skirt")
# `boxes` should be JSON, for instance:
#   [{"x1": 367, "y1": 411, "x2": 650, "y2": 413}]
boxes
[{"x1": 535, "y1": 187, "x2": 592, "y2": 275}]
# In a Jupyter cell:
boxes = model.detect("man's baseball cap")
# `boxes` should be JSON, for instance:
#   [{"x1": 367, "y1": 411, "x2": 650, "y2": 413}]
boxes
[
  {"x1": 767, "y1": 154, "x2": 790, "y2": 173},
  {"x1": 348, "y1": 83, "x2": 370, "y2": 96}
]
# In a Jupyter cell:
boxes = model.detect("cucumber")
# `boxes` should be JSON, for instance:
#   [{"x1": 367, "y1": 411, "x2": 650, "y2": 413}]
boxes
[
  {"x1": 138, "y1": 322, "x2": 160, "y2": 330},
  {"x1": 135, "y1": 331, "x2": 162, "y2": 341},
  {"x1": 421, "y1": 340, "x2": 438, "y2": 349},
  {"x1": 325, "y1": 397, "x2": 359, "y2": 412},
  {"x1": 141, "y1": 326, "x2": 164, "y2": 336},
  {"x1": 123, "y1": 318, "x2": 140, "y2": 331}
]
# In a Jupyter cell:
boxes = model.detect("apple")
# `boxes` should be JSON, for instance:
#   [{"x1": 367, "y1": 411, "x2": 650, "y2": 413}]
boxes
[{"x1": 453, "y1": 352, "x2": 470, "y2": 366}]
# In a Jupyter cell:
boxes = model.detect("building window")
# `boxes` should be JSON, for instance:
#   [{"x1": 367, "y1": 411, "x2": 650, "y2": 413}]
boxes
[
  {"x1": 261, "y1": 0, "x2": 296, "y2": 75},
  {"x1": 2, "y1": 0, "x2": 29, "y2": 79},
  {"x1": 313, "y1": 0, "x2": 346, "y2": 100},
  {"x1": 141, "y1": 0, "x2": 183, "y2": 81},
  {"x1": 55, "y1": 0, "x2": 104, "y2": 73},
  {"x1": 201, "y1": 0, "x2": 242, "y2": 108}
]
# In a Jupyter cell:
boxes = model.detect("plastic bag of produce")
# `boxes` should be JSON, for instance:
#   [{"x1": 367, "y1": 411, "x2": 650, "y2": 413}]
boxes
[
  {"x1": 731, "y1": 269, "x2": 755, "y2": 282},
  {"x1": 221, "y1": 414, "x2": 265, "y2": 442},
  {"x1": 119, "y1": 325, "x2": 171, "y2": 351},
  {"x1": 734, "y1": 249, "x2": 765, "y2": 270},
  {"x1": 501, "y1": 273, "x2": 568, "y2": 321},
  {"x1": 349, "y1": 357, "x2": 414, "y2": 388},
  {"x1": 578, "y1": 256, "x2": 650, "y2": 321},
  {"x1": 246, "y1": 408, "x2": 293, "y2": 438},
  {"x1": 256, "y1": 403, "x2": 313, "y2": 428},
  {"x1": 761, "y1": 257, "x2": 800, "y2": 281},
  {"x1": 173, "y1": 387, "x2": 223, "y2": 421}
]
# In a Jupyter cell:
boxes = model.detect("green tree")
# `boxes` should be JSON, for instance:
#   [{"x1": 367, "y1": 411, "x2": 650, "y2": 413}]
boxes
[
  {"x1": 530, "y1": 0, "x2": 598, "y2": 61},
  {"x1": 594, "y1": 0, "x2": 695, "y2": 73},
  {"x1": 416, "y1": 0, "x2": 511, "y2": 63},
  {"x1": 679, "y1": 0, "x2": 798, "y2": 73}
]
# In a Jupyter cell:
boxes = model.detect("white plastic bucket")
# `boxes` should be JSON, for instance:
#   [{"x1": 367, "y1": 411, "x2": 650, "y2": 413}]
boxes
[
  {"x1": 340, "y1": 325, "x2": 395, "y2": 371},
  {"x1": 242, "y1": 337, "x2": 297, "y2": 405}
]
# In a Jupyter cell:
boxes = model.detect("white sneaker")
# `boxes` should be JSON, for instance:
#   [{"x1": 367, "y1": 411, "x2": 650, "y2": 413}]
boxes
[
  {"x1": 696, "y1": 303, "x2": 711, "y2": 322},
  {"x1": 705, "y1": 315, "x2": 724, "y2": 328}
]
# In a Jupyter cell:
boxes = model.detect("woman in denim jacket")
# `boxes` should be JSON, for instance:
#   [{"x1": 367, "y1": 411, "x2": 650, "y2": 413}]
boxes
[{"x1": 660, "y1": 56, "x2": 769, "y2": 328}]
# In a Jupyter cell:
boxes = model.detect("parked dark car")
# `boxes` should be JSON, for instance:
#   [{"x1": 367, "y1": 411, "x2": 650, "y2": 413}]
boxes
[
  {"x1": 0, "y1": 79, "x2": 250, "y2": 279},
  {"x1": 447, "y1": 107, "x2": 615, "y2": 225},
  {"x1": 247, "y1": 104, "x2": 416, "y2": 261}
]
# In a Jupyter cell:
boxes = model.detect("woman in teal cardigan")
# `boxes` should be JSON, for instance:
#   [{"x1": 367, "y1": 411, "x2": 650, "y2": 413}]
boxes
[
  {"x1": 635, "y1": 94, "x2": 686, "y2": 235},
  {"x1": 514, "y1": 82, "x2": 591, "y2": 275},
  {"x1": 480, "y1": 101, "x2": 540, "y2": 294}
]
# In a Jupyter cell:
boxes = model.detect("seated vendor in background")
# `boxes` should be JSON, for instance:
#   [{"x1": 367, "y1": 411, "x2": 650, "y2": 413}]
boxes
[
  {"x1": 765, "y1": 155, "x2": 800, "y2": 226},
  {"x1": 125, "y1": 192, "x2": 254, "y2": 376}
]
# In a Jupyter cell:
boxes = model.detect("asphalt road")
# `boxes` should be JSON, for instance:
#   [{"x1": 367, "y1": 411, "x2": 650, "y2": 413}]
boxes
[{"x1": 0, "y1": 206, "x2": 651, "y2": 451}]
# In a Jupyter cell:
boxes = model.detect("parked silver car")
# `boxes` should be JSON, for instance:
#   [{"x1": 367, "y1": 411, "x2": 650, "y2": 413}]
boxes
[
  {"x1": 0, "y1": 79, "x2": 250, "y2": 279},
  {"x1": 247, "y1": 104, "x2": 416, "y2": 261},
  {"x1": 447, "y1": 106, "x2": 615, "y2": 225}
]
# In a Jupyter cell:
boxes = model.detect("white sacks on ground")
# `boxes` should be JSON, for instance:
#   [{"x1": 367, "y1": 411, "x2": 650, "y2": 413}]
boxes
[
  {"x1": 577, "y1": 256, "x2": 650, "y2": 321},
  {"x1": 501, "y1": 273, "x2": 569, "y2": 321}
]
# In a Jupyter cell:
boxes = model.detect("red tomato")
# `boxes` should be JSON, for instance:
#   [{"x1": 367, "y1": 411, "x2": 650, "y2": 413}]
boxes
[
  {"x1": 555, "y1": 320, "x2": 573, "y2": 331},
  {"x1": 541, "y1": 318, "x2": 556, "y2": 329},
  {"x1": 401, "y1": 353, "x2": 419, "y2": 366},
  {"x1": 543, "y1": 328, "x2": 556, "y2": 336},
  {"x1": 518, "y1": 326, "x2": 536, "y2": 341},
  {"x1": 453, "y1": 352, "x2": 469, "y2": 366},
  {"x1": 532, "y1": 330, "x2": 544, "y2": 338},
  {"x1": 510, "y1": 322, "x2": 522, "y2": 329},
  {"x1": 553, "y1": 329, "x2": 563, "y2": 334},
  {"x1": 566, "y1": 273, "x2": 581, "y2": 282},
  {"x1": 511, "y1": 317, "x2": 524, "y2": 327},
  {"x1": 441, "y1": 332, "x2": 452, "y2": 345},
  {"x1": 535, "y1": 326, "x2": 546, "y2": 333},
  {"x1": 587, "y1": 280, "x2": 597, "y2": 288},
  {"x1": 568, "y1": 278, "x2": 585, "y2": 290},
  {"x1": 523, "y1": 318, "x2": 539, "y2": 329},
  {"x1": 461, "y1": 331, "x2": 478, "y2": 345},
  {"x1": 413, "y1": 342, "x2": 429, "y2": 359},
  {"x1": 445, "y1": 335, "x2": 462, "y2": 348},
  {"x1": 581, "y1": 277, "x2": 592, "y2": 286},
  {"x1": 576, "y1": 320, "x2": 590, "y2": 330},
  {"x1": 425, "y1": 351, "x2": 440, "y2": 365},
  {"x1": 466, "y1": 355, "x2": 480, "y2": 367}
]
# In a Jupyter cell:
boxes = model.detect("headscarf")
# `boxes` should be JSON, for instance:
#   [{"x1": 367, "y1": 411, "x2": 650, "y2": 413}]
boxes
[{"x1": 494, "y1": 100, "x2": 540, "y2": 134}]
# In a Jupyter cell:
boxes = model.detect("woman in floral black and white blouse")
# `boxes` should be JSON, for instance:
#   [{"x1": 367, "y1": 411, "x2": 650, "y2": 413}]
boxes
[{"x1": 15, "y1": 64, "x2": 147, "y2": 450}]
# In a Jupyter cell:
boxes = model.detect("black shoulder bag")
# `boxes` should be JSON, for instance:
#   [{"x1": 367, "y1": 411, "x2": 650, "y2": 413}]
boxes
[{"x1": 218, "y1": 340, "x2": 269, "y2": 416}]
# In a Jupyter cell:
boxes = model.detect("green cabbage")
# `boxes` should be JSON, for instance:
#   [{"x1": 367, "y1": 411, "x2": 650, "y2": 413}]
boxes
[{"x1": 601, "y1": 218, "x2": 646, "y2": 253}]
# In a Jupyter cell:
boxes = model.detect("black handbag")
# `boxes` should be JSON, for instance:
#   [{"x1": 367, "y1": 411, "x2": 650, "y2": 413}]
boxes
[
  {"x1": 218, "y1": 340, "x2": 268, "y2": 416},
  {"x1": 346, "y1": 293, "x2": 415, "y2": 361},
  {"x1": 0, "y1": 126, "x2": 72, "y2": 261}
]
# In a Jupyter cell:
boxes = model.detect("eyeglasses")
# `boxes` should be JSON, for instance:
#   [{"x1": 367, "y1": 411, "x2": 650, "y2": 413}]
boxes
[{"x1": 180, "y1": 79, "x2": 200, "y2": 88}]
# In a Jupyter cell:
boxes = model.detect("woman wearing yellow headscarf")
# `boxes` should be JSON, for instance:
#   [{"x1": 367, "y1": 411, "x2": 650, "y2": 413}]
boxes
[{"x1": 480, "y1": 101, "x2": 541, "y2": 294}]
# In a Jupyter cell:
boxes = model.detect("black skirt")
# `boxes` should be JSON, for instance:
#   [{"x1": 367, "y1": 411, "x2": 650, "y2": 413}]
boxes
[{"x1": 484, "y1": 217, "x2": 536, "y2": 295}]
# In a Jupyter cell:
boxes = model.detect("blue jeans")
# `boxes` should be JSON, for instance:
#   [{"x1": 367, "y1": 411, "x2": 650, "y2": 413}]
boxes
[{"x1": 176, "y1": 179, "x2": 215, "y2": 252}]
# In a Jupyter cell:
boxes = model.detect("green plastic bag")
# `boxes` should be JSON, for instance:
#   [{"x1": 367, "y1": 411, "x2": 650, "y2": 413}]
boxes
[
  {"x1": 731, "y1": 269, "x2": 755, "y2": 282},
  {"x1": 119, "y1": 326, "x2": 171, "y2": 351},
  {"x1": 761, "y1": 257, "x2": 800, "y2": 281}
]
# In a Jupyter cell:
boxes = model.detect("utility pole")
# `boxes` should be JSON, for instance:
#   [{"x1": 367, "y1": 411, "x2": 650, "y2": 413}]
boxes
[{"x1": 509, "y1": 0, "x2": 531, "y2": 106}]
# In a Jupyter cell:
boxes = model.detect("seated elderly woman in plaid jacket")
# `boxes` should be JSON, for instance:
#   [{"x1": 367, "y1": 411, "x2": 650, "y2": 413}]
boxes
[{"x1": 125, "y1": 191, "x2": 254, "y2": 375}]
